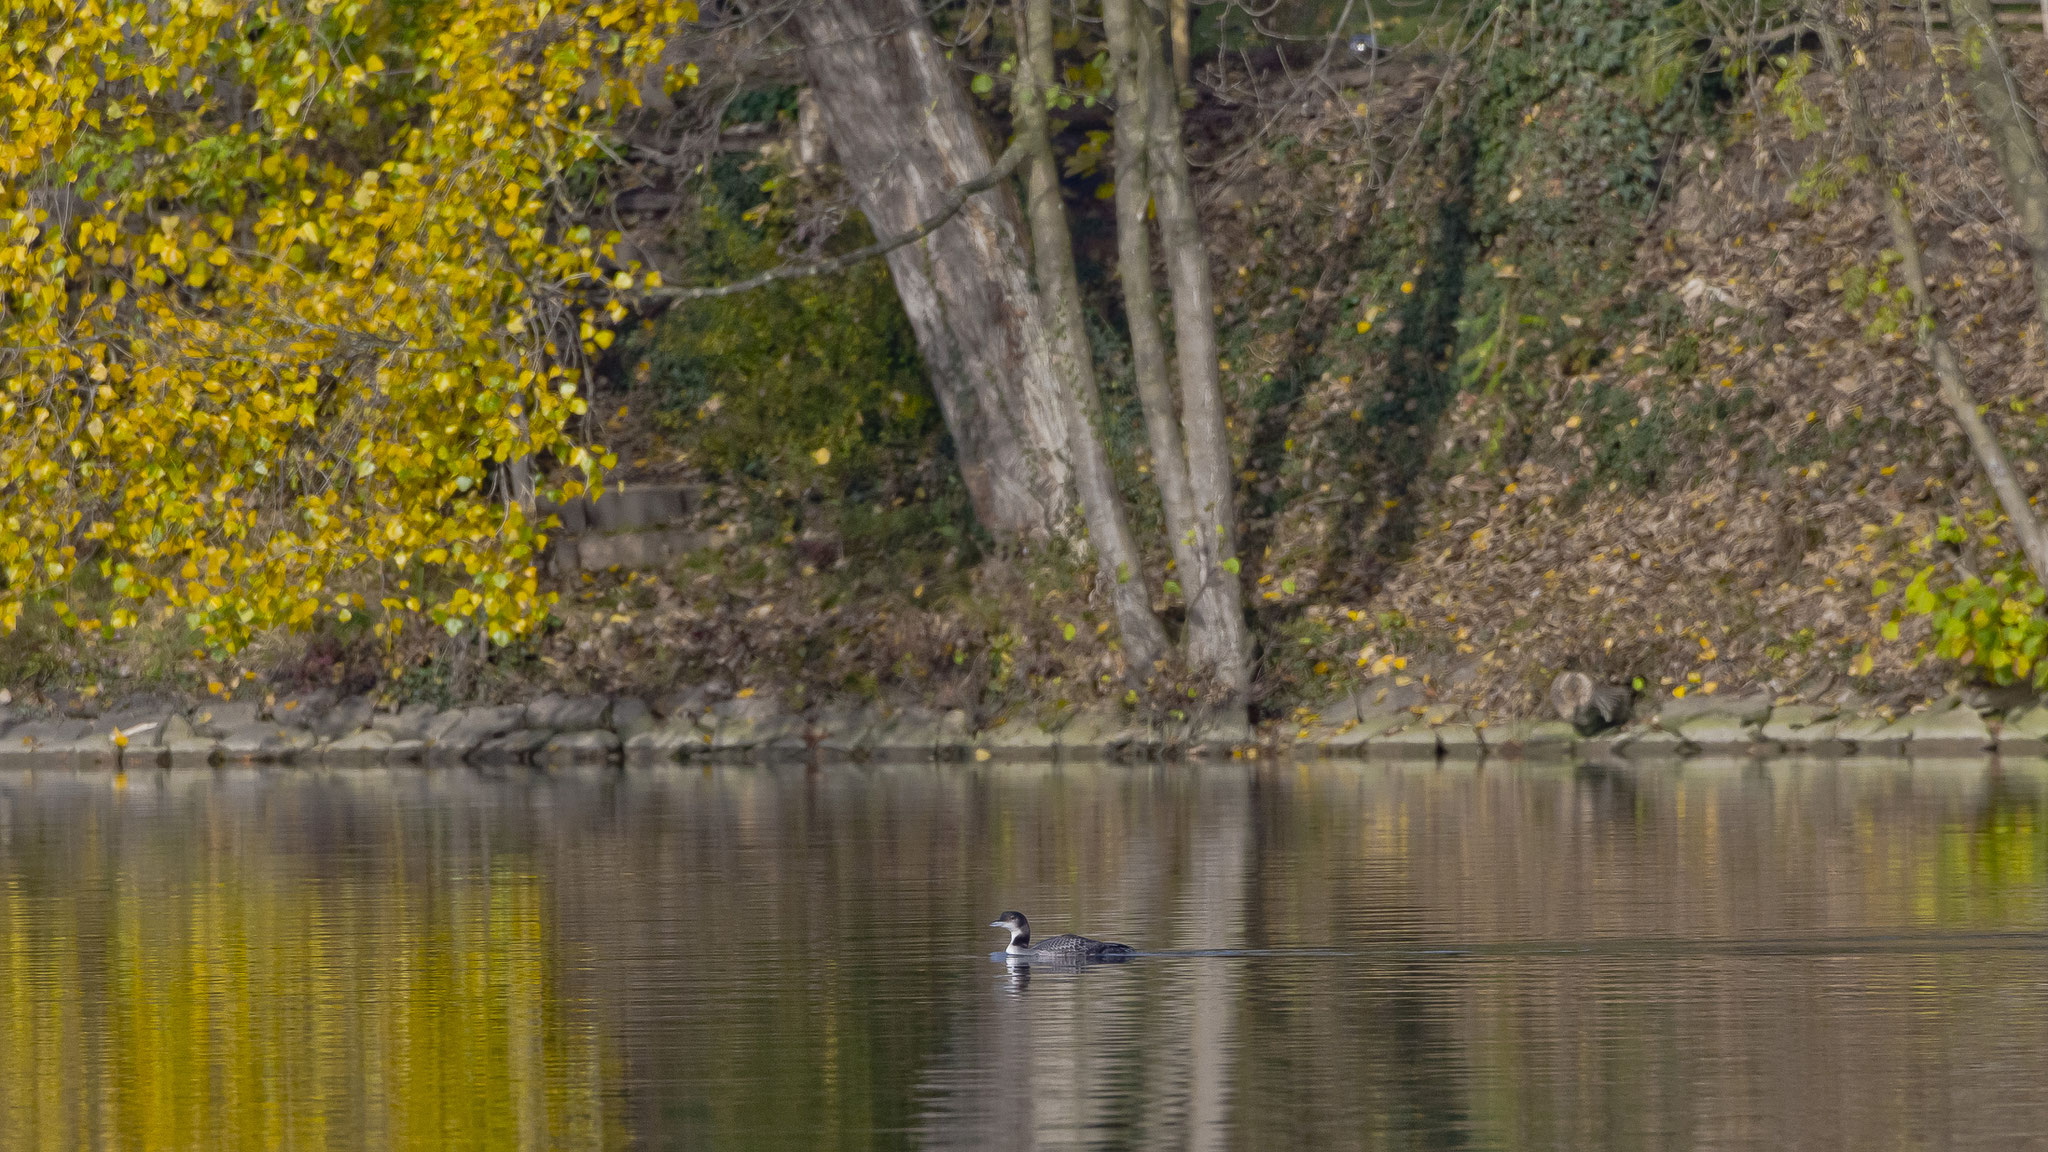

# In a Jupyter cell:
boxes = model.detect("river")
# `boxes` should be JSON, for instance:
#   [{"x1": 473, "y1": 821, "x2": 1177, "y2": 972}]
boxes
[{"x1": 0, "y1": 756, "x2": 2041, "y2": 1150}]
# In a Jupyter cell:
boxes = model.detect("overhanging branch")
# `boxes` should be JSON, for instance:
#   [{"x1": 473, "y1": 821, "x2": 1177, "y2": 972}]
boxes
[{"x1": 640, "y1": 141, "x2": 1028, "y2": 305}]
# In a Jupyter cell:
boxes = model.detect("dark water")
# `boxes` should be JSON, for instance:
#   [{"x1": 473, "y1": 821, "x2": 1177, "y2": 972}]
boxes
[{"x1": 0, "y1": 757, "x2": 2044, "y2": 1150}]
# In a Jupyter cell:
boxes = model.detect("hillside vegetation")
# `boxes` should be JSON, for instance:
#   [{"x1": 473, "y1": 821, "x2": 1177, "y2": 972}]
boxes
[{"x1": 8, "y1": 1, "x2": 2048, "y2": 730}]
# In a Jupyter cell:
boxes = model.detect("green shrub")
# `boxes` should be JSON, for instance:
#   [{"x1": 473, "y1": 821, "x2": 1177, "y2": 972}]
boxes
[
  {"x1": 1892, "y1": 517, "x2": 2048, "y2": 686},
  {"x1": 632, "y1": 157, "x2": 941, "y2": 503}
]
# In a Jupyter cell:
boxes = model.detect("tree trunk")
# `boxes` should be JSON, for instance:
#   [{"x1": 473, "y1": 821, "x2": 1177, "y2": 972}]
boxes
[
  {"x1": 1946, "y1": 0, "x2": 2048, "y2": 330},
  {"x1": 1012, "y1": 0, "x2": 1170, "y2": 672},
  {"x1": 1168, "y1": 0, "x2": 1192, "y2": 97},
  {"x1": 1824, "y1": 23, "x2": 2048, "y2": 582},
  {"x1": 1100, "y1": 0, "x2": 1236, "y2": 691},
  {"x1": 793, "y1": 0, "x2": 1072, "y2": 541},
  {"x1": 1096, "y1": 0, "x2": 1249, "y2": 697},
  {"x1": 1131, "y1": 1, "x2": 1251, "y2": 697}
]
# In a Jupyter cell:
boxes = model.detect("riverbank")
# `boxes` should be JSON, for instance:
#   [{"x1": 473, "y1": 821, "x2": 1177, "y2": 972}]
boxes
[
  {"x1": 4, "y1": 681, "x2": 2044, "y2": 769},
  {"x1": 7, "y1": 41, "x2": 2048, "y2": 728}
]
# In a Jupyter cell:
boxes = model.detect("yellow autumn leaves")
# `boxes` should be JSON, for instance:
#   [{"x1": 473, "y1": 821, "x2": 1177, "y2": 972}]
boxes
[{"x1": 0, "y1": 0, "x2": 695, "y2": 652}]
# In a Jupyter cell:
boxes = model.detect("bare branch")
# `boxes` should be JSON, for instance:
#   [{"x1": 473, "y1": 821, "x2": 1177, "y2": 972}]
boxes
[{"x1": 636, "y1": 140, "x2": 1028, "y2": 304}]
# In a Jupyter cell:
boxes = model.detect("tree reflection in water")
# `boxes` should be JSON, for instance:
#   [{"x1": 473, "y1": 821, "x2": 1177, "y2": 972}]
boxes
[{"x1": 0, "y1": 756, "x2": 2037, "y2": 1149}]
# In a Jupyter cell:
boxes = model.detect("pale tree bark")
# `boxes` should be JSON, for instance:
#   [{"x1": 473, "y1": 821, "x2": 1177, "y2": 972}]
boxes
[
  {"x1": 1131, "y1": 0, "x2": 1251, "y2": 697},
  {"x1": 1012, "y1": 0, "x2": 1170, "y2": 671},
  {"x1": 1169, "y1": 0, "x2": 1192, "y2": 96},
  {"x1": 1099, "y1": 0, "x2": 1250, "y2": 698},
  {"x1": 1823, "y1": 22, "x2": 2048, "y2": 581},
  {"x1": 793, "y1": 0, "x2": 1073, "y2": 541},
  {"x1": 1945, "y1": 0, "x2": 2048, "y2": 329}
]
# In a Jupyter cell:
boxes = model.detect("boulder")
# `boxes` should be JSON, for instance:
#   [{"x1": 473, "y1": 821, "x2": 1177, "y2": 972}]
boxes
[
  {"x1": 1358, "y1": 680, "x2": 1427, "y2": 713},
  {"x1": 1185, "y1": 713, "x2": 1251, "y2": 757},
  {"x1": 1355, "y1": 708, "x2": 1419, "y2": 734},
  {"x1": 1054, "y1": 708, "x2": 1147, "y2": 760},
  {"x1": 1621, "y1": 729, "x2": 1692, "y2": 759},
  {"x1": 1759, "y1": 705, "x2": 1837, "y2": 746},
  {"x1": 191, "y1": 700, "x2": 262, "y2": 737},
  {"x1": 525, "y1": 693, "x2": 611, "y2": 732},
  {"x1": 321, "y1": 728, "x2": 395, "y2": 766},
  {"x1": 1315, "y1": 721, "x2": 1377, "y2": 757},
  {"x1": 610, "y1": 697, "x2": 655, "y2": 740},
  {"x1": 1672, "y1": 712, "x2": 1759, "y2": 752},
  {"x1": 270, "y1": 726, "x2": 319, "y2": 761},
  {"x1": 804, "y1": 705, "x2": 881, "y2": 759},
  {"x1": 1482, "y1": 720, "x2": 1577, "y2": 759},
  {"x1": 708, "y1": 696, "x2": 804, "y2": 757},
  {"x1": 219, "y1": 722, "x2": 315, "y2": 763},
  {"x1": 1963, "y1": 682, "x2": 2035, "y2": 714},
  {"x1": 0, "y1": 718, "x2": 99, "y2": 765},
  {"x1": 864, "y1": 707, "x2": 952, "y2": 760},
  {"x1": 1, "y1": 717, "x2": 93, "y2": 751},
  {"x1": 624, "y1": 719, "x2": 706, "y2": 764},
  {"x1": 1655, "y1": 691, "x2": 1772, "y2": 729},
  {"x1": 1754, "y1": 705, "x2": 1846, "y2": 755},
  {"x1": 158, "y1": 715, "x2": 220, "y2": 768},
  {"x1": 652, "y1": 685, "x2": 716, "y2": 719},
  {"x1": 1368, "y1": 725, "x2": 1442, "y2": 759},
  {"x1": 471, "y1": 728, "x2": 551, "y2": 766},
  {"x1": 1835, "y1": 714, "x2": 1906, "y2": 755},
  {"x1": 108, "y1": 715, "x2": 176, "y2": 767},
  {"x1": 419, "y1": 709, "x2": 465, "y2": 746},
  {"x1": 99, "y1": 701, "x2": 177, "y2": 734},
  {"x1": 1436, "y1": 724, "x2": 1483, "y2": 758},
  {"x1": 371, "y1": 703, "x2": 441, "y2": 741},
  {"x1": 272, "y1": 690, "x2": 337, "y2": 730},
  {"x1": 384, "y1": 739, "x2": 427, "y2": 763},
  {"x1": 42, "y1": 724, "x2": 124, "y2": 768},
  {"x1": 930, "y1": 709, "x2": 977, "y2": 760},
  {"x1": 537, "y1": 729, "x2": 621, "y2": 767},
  {"x1": 1997, "y1": 704, "x2": 2048, "y2": 755},
  {"x1": 1905, "y1": 706, "x2": 1993, "y2": 755},
  {"x1": 975, "y1": 717, "x2": 1060, "y2": 760},
  {"x1": 313, "y1": 695, "x2": 376, "y2": 740},
  {"x1": 426, "y1": 705, "x2": 526, "y2": 759},
  {"x1": 49, "y1": 689, "x2": 102, "y2": 718}
]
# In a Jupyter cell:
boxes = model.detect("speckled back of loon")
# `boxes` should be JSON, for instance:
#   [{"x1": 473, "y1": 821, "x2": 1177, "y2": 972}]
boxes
[{"x1": 1010, "y1": 933, "x2": 1135, "y2": 958}]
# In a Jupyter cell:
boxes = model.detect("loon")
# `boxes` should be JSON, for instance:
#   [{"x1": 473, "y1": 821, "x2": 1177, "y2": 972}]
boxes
[{"x1": 990, "y1": 911, "x2": 1135, "y2": 959}]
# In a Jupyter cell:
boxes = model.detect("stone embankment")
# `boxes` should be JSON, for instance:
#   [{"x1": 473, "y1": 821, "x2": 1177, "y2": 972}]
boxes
[{"x1": 0, "y1": 684, "x2": 2038, "y2": 769}]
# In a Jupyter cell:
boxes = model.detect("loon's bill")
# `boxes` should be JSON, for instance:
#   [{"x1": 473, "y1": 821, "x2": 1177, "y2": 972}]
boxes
[{"x1": 989, "y1": 911, "x2": 1136, "y2": 959}]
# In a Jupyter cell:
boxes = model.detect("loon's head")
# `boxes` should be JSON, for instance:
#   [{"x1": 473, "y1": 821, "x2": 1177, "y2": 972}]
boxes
[{"x1": 990, "y1": 911, "x2": 1030, "y2": 946}]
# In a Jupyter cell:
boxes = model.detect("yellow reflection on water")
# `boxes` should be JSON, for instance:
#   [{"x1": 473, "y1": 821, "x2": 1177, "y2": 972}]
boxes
[{"x1": 0, "y1": 786, "x2": 620, "y2": 1152}]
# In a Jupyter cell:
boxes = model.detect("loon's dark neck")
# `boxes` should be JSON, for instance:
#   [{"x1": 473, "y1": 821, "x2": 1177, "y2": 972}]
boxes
[{"x1": 1010, "y1": 927, "x2": 1031, "y2": 948}]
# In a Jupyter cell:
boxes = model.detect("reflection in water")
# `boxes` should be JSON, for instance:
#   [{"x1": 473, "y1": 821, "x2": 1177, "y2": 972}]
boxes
[
  {"x1": 0, "y1": 758, "x2": 2038, "y2": 1149},
  {"x1": 0, "y1": 768, "x2": 618, "y2": 1151}
]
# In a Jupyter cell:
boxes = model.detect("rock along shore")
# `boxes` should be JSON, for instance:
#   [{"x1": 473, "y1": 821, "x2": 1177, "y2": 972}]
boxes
[{"x1": 1, "y1": 682, "x2": 2044, "y2": 770}]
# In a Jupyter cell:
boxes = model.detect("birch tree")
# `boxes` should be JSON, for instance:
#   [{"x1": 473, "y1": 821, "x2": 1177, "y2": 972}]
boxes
[
  {"x1": 1009, "y1": 0, "x2": 1171, "y2": 671},
  {"x1": 1102, "y1": 0, "x2": 1252, "y2": 697},
  {"x1": 1820, "y1": 19, "x2": 2048, "y2": 582},
  {"x1": 1944, "y1": 0, "x2": 2048, "y2": 329}
]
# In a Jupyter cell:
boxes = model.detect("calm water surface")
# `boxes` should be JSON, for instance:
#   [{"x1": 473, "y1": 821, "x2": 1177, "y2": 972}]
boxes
[{"x1": 0, "y1": 756, "x2": 2043, "y2": 1150}]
